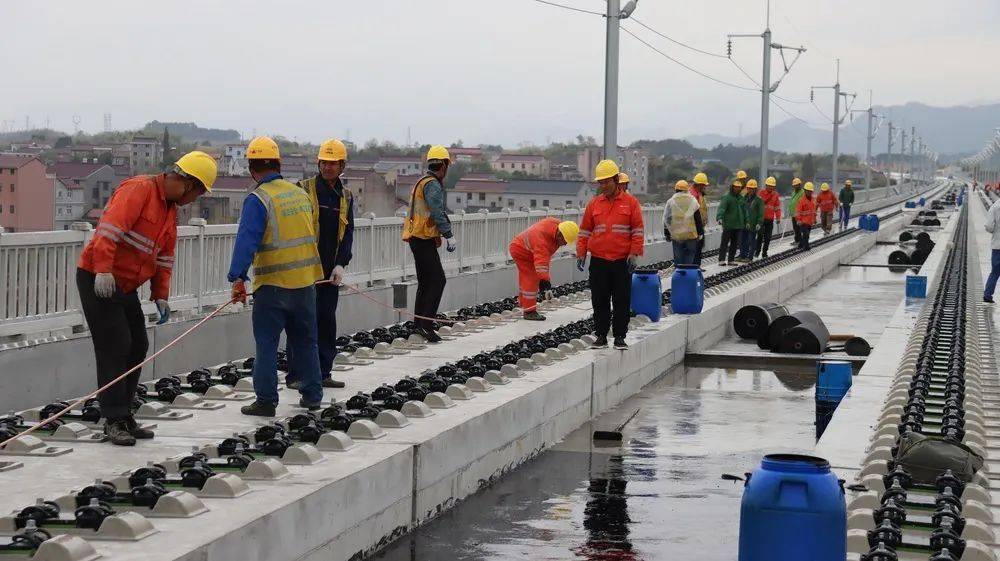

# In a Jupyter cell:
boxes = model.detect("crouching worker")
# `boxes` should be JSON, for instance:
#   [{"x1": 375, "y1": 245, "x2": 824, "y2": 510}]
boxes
[
  {"x1": 77, "y1": 151, "x2": 215, "y2": 445},
  {"x1": 509, "y1": 218, "x2": 579, "y2": 320}
]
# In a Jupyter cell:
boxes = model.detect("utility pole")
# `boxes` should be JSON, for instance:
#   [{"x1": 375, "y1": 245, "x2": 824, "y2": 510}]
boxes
[
  {"x1": 850, "y1": 91, "x2": 877, "y2": 193},
  {"x1": 899, "y1": 128, "x2": 907, "y2": 185},
  {"x1": 909, "y1": 127, "x2": 916, "y2": 184},
  {"x1": 886, "y1": 121, "x2": 894, "y2": 186},
  {"x1": 602, "y1": 0, "x2": 638, "y2": 161},
  {"x1": 812, "y1": 60, "x2": 855, "y2": 189}
]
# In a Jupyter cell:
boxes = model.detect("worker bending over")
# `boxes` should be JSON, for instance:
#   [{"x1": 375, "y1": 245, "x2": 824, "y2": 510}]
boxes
[
  {"x1": 509, "y1": 218, "x2": 579, "y2": 320},
  {"x1": 577, "y1": 160, "x2": 644, "y2": 350},
  {"x1": 817, "y1": 183, "x2": 839, "y2": 235},
  {"x1": 756, "y1": 176, "x2": 781, "y2": 259},
  {"x1": 77, "y1": 151, "x2": 215, "y2": 445},
  {"x1": 401, "y1": 145, "x2": 456, "y2": 343},
  {"x1": 228, "y1": 137, "x2": 324, "y2": 416},
  {"x1": 739, "y1": 179, "x2": 764, "y2": 263},
  {"x1": 716, "y1": 179, "x2": 745, "y2": 266},
  {"x1": 662, "y1": 179, "x2": 704, "y2": 266},
  {"x1": 838, "y1": 179, "x2": 855, "y2": 230},
  {"x1": 286, "y1": 139, "x2": 355, "y2": 390},
  {"x1": 795, "y1": 182, "x2": 818, "y2": 250},
  {"x1": 788, "y1": 178, "x2": 804, "y2": 245},
  {"x1": 691, "y1": 173, "x2": 710, "y2": 269}
]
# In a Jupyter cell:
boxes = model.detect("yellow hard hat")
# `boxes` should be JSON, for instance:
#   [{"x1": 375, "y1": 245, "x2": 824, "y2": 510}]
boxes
[
  {"x1": 174, "y1": 151, "x2": 217, "y2": 192},
  {"x1": 732, "y1": 180, "x2": 744, "y2": 188},
  {"x1": 426, "y1": 145, "x2": 450, "y2": 162},
  {"x1": 557, "y1": 221, "x2": 579, "y2": 245},
  {"x1": 792, "y1": 177, "x2": 802, "y2": 186},
  {"x1": 820, "y1": 182, "x2": 830, "y2": 191},
  {"x1": 618, "y1": 172, "x2": 630, "y2": 184},
  {"x1": 765, "y1": 176, "x2": 777, "y2": 187},
  {"x1": 247, "y1": 136, "x2": 280, "y2": 160},
  {"x1": 594, "y1": 159, "x2": 620, "y2": 181},
  {"x1": 804, "y1": 182, "x2": 815, "y2": 192},
  {"x1": 318, "y1": 139, "x2": 348, "y2": 162},
  {"x1": 746, "y1": 179, "x2": 758, "y2": 189},
  {"x1": 845, "y1": 179, "x2": 853, "y2": 186},
  {"x1": 693, "y1": 172, "x2": 709, "y2": 185},
  {"x1": 674, "y1": 179, "x2": 689, "y2": 191},
  {"x1": 736, "y1": 170, "x2": 748, "y2": 180}
]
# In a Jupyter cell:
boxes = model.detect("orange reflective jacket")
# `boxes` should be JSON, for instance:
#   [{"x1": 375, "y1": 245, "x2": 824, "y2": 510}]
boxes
[
  {"x1": 760, "y1": 188, "x2": 782, "y2": 221},
  {"x1": 817, "y1": 190, "x2": 838, "y2": 213},
  {"x1": 576, "y1": 189, "x2": 644, "y2": 261},
  {"x1": 509, "y1": 217, "x2": 561, "y2": 282},
  {"x1": 78, "y1": 174, "x2": 177, "y2": 300},
  {"x1": 795, "y1": 195, "x2": 818, "y2": 226}
]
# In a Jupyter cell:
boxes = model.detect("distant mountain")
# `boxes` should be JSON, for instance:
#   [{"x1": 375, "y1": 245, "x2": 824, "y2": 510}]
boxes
[
  {"x1": 685, "y1": 102, "x2": 1000, "y2": 157},
  {"x1": 141, "y1": 121, "x2": 241, "y2": 144}
]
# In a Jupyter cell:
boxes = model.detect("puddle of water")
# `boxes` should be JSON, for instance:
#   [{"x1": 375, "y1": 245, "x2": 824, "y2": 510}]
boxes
[{"x1": 370, "y1": 365, "x2": 829, "y2": 561}]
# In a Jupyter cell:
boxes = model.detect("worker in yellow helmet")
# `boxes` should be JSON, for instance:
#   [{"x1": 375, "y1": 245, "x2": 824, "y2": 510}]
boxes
[
  {"x1": 401, "y1": 145, "x2": 455, "y2": 343},
  {"x1": 617, "y1": 172, "x2": 630, "y2": 192},
  {"x1": 787, "y1": 178, "x2": 804, "y2": 244},
  {"x1": 662, "y1": 179, "x2": 704, "y2": 266},
  {"x1": 691, "y1": 172, "x2": 710, "y2": 269},
  {"x1": 283, "y1": 139, "x2": 355, "y2": 391},
  {"x1": 509, "y1": 218, "x2": 579, "y2": 320},
  {"x1": 816, "y1": 182, "x2": 839, "y2": 236},
  {"x1": 228, "y1": 136, "x2": 324, "y2": 416}
]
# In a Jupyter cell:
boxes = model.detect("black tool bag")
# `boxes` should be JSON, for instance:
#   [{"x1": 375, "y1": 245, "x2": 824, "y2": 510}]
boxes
[{"x1": 895, "y1": 432, "x2": 984, "y2": 484}]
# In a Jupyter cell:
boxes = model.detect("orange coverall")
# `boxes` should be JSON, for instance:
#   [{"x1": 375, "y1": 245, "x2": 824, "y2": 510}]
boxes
[{"x1": 509, "y1": 217, "x2": 562, "y2": 310}]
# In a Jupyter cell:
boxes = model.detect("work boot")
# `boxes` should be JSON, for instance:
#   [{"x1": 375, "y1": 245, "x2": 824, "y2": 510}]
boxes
[
  {"x1": 418, "y1": 327, "x2": 442, "y2": 344},
  {"x1": 298, "y1": 398, "x2": 321, "y2": 411},
  {"x1": 125, "y1": 416, "x2": 154, "y2": 440},
  {"x1": 591, "y1": 336, "x2": 608, "y2": 349},
  {"x1": 613, "y1": 337, "x2": 628, "y2": 350},
  {"x1": 985, "y1": 297, "x2": 995, "y2": 304},
  {"x1": 322, "y1": 378, "x2": 346, "y2": 389},
  {"x1": 523, "y1": 311, "x2": 546, "y2": 321},
  {"x1": 286, "y1": 380, "x2": 301, "y2": 390},
  {"x1": 718, "y1": 260, "x2": 728, "y2": 267},
  {"x1": 104, "y1": 419, "x2": 136, "y2": 446},
  {"x1": 241, "y1": 400, "x2": 276, "y2": 417}
]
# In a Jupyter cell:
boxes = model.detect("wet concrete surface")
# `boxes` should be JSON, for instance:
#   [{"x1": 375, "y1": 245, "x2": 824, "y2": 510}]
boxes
[{"x1": 371, "y1": 364, "x2": 822, "y2": 561}]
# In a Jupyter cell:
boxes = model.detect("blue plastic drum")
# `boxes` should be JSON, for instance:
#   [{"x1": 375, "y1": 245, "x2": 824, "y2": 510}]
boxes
[
  {"x1": 670, "y1": 265, "x2": 704, "y2": 314},
  {"x1": 630, "y1": 270, "x2": 663, "y2": 321}
]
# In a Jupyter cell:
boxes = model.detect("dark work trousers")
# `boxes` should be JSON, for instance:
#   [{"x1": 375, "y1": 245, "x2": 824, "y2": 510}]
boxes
[
  {"x1": 409, "y1": 237, "x2": 447, "y2": 330},
  {"x1": 76, "y1": 268, "x2": 148, "y2": 420},
  {"x1": 799, "y1": 225, "x2": 812, "y2": 250},
  {"x1": 286, "y1": 282, "x2": 339, "y2": 384},
  {"x1": 792, "y1": 221, "x2": 802, "y2": 245},
  {"x1": 694, "y1": 237, "x2": 704, "y2": 267},
  {"x1": 756, "y1": 220, "x2": 775, "y2": 257},
  {"x1": 589, "y1": 256, "x2": 631, "y2": 339},
  {"x1": 718, "y1": 228, "x2": 741, "y2": 262}
]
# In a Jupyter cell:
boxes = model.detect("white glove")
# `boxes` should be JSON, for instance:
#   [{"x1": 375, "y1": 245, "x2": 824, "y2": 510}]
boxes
[
  {"x1": 330, "y1": 265, "x2": 345, "y2": 286},
  {"x1": 94, "y1": 272, "x2": 116, "y2": 298},
  {"x1": 155, "y1": 299, "x2": 171, "y2": 325},
  {"x1": 446, "y1": 238, "x2": 457, "y2": 253}
]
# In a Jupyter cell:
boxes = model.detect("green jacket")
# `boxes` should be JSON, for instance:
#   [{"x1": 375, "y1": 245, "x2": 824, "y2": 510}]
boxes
[
  {"x1": 839, "y1": 187, "x2": 855, "y2": 205},
  {"x1": 787, "y1": 189, "x2": 804, "y2": 216},
  {"x1": 716, "y1": 191, "x2": 746, "y2": 230},
  {"x1": 743, "y1": 193, "x2": 765, "y2": 229}
]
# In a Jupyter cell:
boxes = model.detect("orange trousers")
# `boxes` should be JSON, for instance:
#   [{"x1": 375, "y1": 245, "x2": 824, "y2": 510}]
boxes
[{"x1": 510, "y1": 244, "x2": 539, "y2": 311}]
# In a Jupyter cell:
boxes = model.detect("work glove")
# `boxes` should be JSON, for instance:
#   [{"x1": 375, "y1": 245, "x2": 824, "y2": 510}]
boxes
[
  {"x1": 231, "y1": 280, "x2": 247, "y2": 304},
  {"x1": 627, "y1": 255, "x2": 638, "y2": 272},
  {"x1": 445, "y1": 237, "x2": 457, "y2": 253},
  {"x1": 538, "y1": 279, "x2": 553, "y2": 301},
  {"x1": 94, "y1": 272, "x2": 116, "y2": 298},
  {"x1": 330, "y1": 265, "x2": 345, "y2": 286},
  {"x1": 576, "y1": 257, "x2": 586, "y2": 272},
  {"x1": 155, "y1": 299, "x2": 170, "y2": 325}
]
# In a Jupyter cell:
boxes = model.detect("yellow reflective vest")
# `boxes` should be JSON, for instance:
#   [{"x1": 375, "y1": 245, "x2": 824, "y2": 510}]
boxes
[
  {"x1": 249, "y1": 178, "x2": 323, "y2": 290},
  {"x1": 402, "y1": 175, "x2": 442, "y2": 241},
  {"x1": 665, "y1": 192, "x2": 700, "y2": 241}
]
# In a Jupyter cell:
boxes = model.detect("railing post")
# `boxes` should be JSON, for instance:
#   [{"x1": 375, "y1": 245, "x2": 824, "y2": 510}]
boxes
[
  {"x1": 69, "y1": 222, "x2": 93, "y2": 314},
  {"x1": 396, "y1": 209, "x2": 408, "y2": 280},
  {"x1": 188, "y1": 218, "x2": 207, "y2": 311},
  {"x1": 478, "y1": 208, "x2": 488, "y2": 268},
  {"x1": 366, "y1": 213, "x2": 376, "y2": 287},
  {"x1": 457, "y1": 209, "x2": 466, "y2": 270},
  {"x1": 504, "y1": 208, "x2": 512, "y2": 263}
]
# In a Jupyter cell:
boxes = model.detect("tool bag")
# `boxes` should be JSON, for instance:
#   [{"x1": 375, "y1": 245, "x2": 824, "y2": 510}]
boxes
[{"x1": 894, "y1": 432, "x2": 984, "y2": 484}]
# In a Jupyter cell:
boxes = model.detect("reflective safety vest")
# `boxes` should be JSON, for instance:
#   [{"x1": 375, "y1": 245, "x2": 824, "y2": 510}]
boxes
[
  {"x1": 402, "y1": 175, "x2": 445, "y2": 240},
  {"x1": 666, "y1": 193, "x2": 700, "y2": 241},
  {"x1": 299, "y1": 176, "x2": 353, "y2": 253},
  {"x1": 250, "y1": 178, "x2": 323, "y2": 290}
]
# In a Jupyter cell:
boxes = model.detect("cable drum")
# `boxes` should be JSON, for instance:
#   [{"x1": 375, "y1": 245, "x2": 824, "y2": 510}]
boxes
[
  {"x1": 778, "y1": 322, "x2": 831, "y2": 354},
  {"x1": 734, "y1": 303, "x2": 789, "y2": 341},
  {"x1": 889, "y1": 248, "x2": 915, "y2": 265},
  {"x1": 765, "y1": 311, "x2": 828, "y2": 353}
]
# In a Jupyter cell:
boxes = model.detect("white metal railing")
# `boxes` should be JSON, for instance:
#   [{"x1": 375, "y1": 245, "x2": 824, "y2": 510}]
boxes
[{"x1": 0, "y1": 183, "x2": 911, "y2": 339}]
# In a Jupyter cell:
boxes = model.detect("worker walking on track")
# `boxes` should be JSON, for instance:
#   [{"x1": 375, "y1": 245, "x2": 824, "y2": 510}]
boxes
[
  {"x1": 788, "y1": 178, "x2": 804, "y2": 244},
  {"x1": 716, "y1": 179, "x2": 745, "y2": 266},
  {"x1": 795, "y1": 182, "x2": 818, "y2": 250},
  {"x1": 662, "y1": 179, "x2": 704, "y2": 266},
  {"x1": 738, "y1": 179, "x2": 764, "y2": 263},
  {"x1": 228, "y1": 137, "x2": 324, "y2": 417},
  {"x1": 817, "y1": 183, "x2": 839, "y2": 235},
  {"x1": 577, "y1": 159, "x2": 644, "y2": 350},
  {"x1": 77, "y1": 150, "x2": 215, "y2": 445},
  {"x1": 691, "y1": 172, "x2": 710, "y2": 270},
  {"x1": 838, "y1": 179, "x2": 855, "y2": 230},
  {"x1": 756, "y1": 176, "x2": 781, "y2": 259},
  {"x1": 509, "y1": 218, "x2": 579, "y2": 321},
  {"x1": 401, "y1": 145, "x2": 456, "y2": 343},
  {"x1": 285, "y1": 139, "x2": 355, "y2": 390}
]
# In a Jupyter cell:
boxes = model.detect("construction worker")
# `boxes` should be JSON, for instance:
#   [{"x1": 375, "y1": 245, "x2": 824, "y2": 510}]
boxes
[
  {"x1": 401, "y1": 145, "x2": 456, "y2": 343},
  {"x1": 691, "y1": 172, "x2": 710, "y2": 269},
  {"x1": 577, "y1": 159, "x2": 644, "y2": 350},
  {"x1": 285, "y1": 139, "x2": 355, "y2": 390},
  {"x1": 738, "y1": 179, "x2": 764, "y2": 262},
  {"x1": 983, "y1": 193, "x2": 1000, "y2": 303},
  {"x1": 662, "y1": 179, "x2": 704, "y2": 266},
  {"x1": 618, "y1": 172, "x2": 630, "y2": 192},
  {"x1": 838, "y1": 179, "x2": 855, "y2": 230},
  {"x1": 817, "y1": 182, "x2": 839, "y2": 235},
  {"x1": 228, "y1": 137, "x2": 324, "y2": 417},
  {"x1": 77, "y1": 151, "x2": 215, "y2": 445},
  {"x1": 788, "y1": 178, "x2": 804, "y2": 245},
  {"x1": 716, "y1": 179, "x2": 746, "y2": 266},
  {"x1": 509, "y1": 218, "x2": 579, "y2": 320},
  {"x1": 756, "y1": 176, "x2": 782, "y2": 258},
  {"x1": 795, "y1": 182, "x2": 818, "y2": 250}
]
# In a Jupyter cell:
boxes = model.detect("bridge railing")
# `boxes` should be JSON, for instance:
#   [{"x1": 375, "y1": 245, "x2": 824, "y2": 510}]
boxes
[{"x1": 0, "y1": 184, "x2": 905, "y2": 338}]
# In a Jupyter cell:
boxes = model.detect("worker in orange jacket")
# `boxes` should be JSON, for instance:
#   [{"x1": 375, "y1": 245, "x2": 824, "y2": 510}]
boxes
[
  {"x1": 756, "y1": 176, "x2": 782, "y2": 258},
  {"x1": 795, "y1": 182, "x2": 818, "y2": 250},
  {"x1": 76, "y1": 151, "x2": 215, "y2": 445},
  {"x1": 577, "y1": 159, "x2": 644, "y2": 350},
  {"x1": 816, "y1": 183, "x2": 839, "y2": 235},
  {"x1": 509, "y1": 218, "x2": 580, "y2": 321}
]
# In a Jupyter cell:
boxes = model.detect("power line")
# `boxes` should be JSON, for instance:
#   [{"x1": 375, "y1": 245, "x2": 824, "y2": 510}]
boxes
[
  {"x1": 630, "y1": 17, "x2": 729, "y2": 59},
  {"x1": 730, "y1": 51, "x2": 811, "y2": 104},
  {"x1": 811, "y1": 100, "x2": 833, "y2": 123},
  {"x1": 771, "y1": 97, "x2": 824, "y2": 127},
  {"x1": 532, "y1": 0, "x2": 605, "y2": 17},
  {"x1": 620, "y1": 25, "x2": 759, "y2": 92}
]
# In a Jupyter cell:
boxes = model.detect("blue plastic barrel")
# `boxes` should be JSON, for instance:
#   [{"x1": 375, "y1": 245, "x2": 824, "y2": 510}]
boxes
[
  {"x1": 861, "y1": 215, "x2": 873, "y2": 230},
  {"x1": 868, "y1": 214, "x2": 879, "y2": 231},
  {"x1": 630, "y1": 269, "x2": 663, "y2": 321},
  {"x1": 816, "y1": 360, "x2": 853, "y2": 402},
  {"x1": 904, "y1": 201, "x2": 916, "y2": 209},
  {"x1": 919, "y1": 197, "x2": 926, "y2": 206},
  {"x1": 906, "y1": 275, "x2": 927, "y2": 298},
  {"x1": 670, "y1": 265, "x2": 704, "y2": 314},
  {"x1": 738, "y1": 454, "x2": 846, "y2": 561}
]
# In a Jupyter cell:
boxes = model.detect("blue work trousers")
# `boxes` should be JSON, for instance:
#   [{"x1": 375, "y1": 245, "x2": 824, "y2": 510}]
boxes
[
  {"x1": 251, "y1": 285, "x2": 323, "y2": 405},
  {"x1": 841, "y1": 205, "x2": 852, "y2": 228},
  {"x1": 739, "y1": 228, "x2": 757, "y2": 259},
  {"x1": 671, "y1": 239, "x2": 699, "y2": 266},
  {"x1": 985, "y1": 249, "x2": 1000, "y2": 300},
  {"x1": 286, "y1": 283, "x2": 340, "y2": 383}
]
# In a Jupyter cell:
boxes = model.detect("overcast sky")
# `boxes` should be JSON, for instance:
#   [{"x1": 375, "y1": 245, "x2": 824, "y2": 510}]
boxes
[{"x1": 4, "y1": 0, "x2": 999, "y2": 147}]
